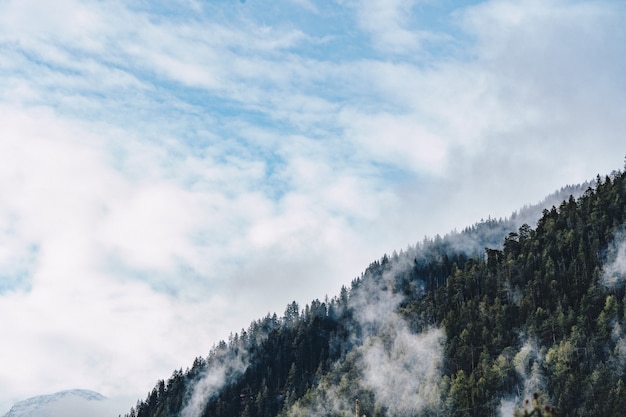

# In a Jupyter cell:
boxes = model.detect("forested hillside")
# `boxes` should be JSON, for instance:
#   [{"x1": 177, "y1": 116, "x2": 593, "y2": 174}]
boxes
[{"x1": 126, "y1": 170, "x2": 626, "y2": 417}]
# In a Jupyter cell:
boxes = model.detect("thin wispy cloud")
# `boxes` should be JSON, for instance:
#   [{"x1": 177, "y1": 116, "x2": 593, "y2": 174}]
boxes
[{"x1": 1, "y1": 0, "x2": 625, "y2": 413}]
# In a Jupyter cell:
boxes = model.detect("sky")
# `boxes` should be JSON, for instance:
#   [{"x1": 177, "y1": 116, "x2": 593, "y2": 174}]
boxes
[{"x1": 0, "y1": 0, "x2": 625, "y2": 414}]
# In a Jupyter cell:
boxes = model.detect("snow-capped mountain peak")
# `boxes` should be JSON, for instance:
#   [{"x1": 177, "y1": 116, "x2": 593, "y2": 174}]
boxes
[{"x1": 3, "y1": 389, "x2": 115, "y2": 417}]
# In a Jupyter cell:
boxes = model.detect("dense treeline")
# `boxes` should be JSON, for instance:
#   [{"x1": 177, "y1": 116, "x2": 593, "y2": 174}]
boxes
[{"x1": 127, "y1": 170, "x2": 626, "y2": 417}]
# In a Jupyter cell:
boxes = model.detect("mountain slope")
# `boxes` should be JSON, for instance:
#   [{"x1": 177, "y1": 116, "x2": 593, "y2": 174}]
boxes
[
  {"x1": 2, "y1": 390, "x2": 111, "y2": 417},
  {"x1": 127, "y1": 171, "x2": 626, "y2": 417}
]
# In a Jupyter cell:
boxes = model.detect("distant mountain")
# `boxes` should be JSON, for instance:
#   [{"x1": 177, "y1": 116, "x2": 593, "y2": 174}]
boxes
[
  {"x1": 3, "y1": 389, "x2": 118, "y2": 417},
  {"x1": 127, "y1": 171, "x2": 626, "y2": 417}
]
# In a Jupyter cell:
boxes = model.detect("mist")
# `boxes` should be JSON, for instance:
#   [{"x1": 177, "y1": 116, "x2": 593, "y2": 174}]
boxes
[
  {"x1": 498, "y1": 339, "x2": 547, "y2": 417},
  {"x1": 180, "y1": 342, "x2": 251, "y2": 417},
  {"x1": 279, "y1": 248, "x2": 446, "y2": 417},
  {"x1": 351, "y1": 257, "x2": 444, "y2": 415},
  {"x1": 601, "y1": 228, "x2": 626, "y2": 288}
]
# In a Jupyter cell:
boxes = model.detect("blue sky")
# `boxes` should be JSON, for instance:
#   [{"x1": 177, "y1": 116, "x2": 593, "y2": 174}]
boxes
[{"x1": 1, "y1": 0, "x2": 625, "y2": 413}]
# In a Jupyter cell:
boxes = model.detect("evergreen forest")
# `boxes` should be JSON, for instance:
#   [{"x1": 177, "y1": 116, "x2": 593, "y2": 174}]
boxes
[{"x1": 126, "y1": 168, "x2": 626, "y2": 417}]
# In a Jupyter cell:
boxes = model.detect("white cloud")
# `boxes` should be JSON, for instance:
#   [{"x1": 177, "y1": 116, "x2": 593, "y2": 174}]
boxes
[
  {"x1": 0, "y1": 92, "x2": 390, "y2": 415},
  {"x1": 352, "y1": 0, "x2": 429, "y2": 53},
  {"x1": 339, "y1": 108, "x2": 449, "y2": 174},
  {"x1": 0, "y1": 0, "x2": 105, "y2": 45}
]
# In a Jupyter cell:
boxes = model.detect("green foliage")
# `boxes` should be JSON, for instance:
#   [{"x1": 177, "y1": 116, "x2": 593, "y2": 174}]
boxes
[{"x1": 512, "y1": 391, "x2": 557, "y2": 417}]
